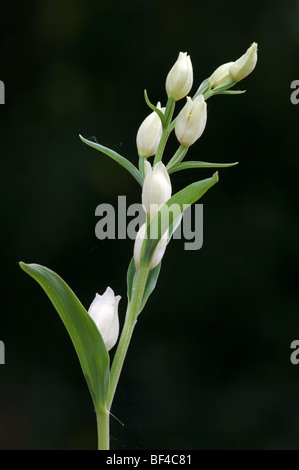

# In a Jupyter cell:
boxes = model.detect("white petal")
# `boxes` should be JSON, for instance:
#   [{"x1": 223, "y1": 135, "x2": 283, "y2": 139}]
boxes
[{"x1": 88, "y1": 287, "x2": 121, "y2": 351}]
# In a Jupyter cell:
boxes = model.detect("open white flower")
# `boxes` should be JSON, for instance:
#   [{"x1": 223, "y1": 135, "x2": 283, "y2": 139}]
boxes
[{"x1": 88, "y1": 287, "x2": 121, "y2": 351}]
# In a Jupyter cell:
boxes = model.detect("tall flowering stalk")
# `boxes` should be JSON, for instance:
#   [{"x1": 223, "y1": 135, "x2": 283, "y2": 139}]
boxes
[{"x1": 20, "y1": 43, "x2": 258, "y2": 450}]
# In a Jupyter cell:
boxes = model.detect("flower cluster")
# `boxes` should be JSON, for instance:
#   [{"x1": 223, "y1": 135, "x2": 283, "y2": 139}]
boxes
[{"x1": 87, "y1": 43, "x2": 257, "y2": 352}]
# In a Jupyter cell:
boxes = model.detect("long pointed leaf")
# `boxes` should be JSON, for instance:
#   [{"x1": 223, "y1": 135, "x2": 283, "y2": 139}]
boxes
[
  {"x1": 126, "y1": 256, "x2": 161, "y2": 313},
  {"x1": 144, "y1": 90, "x2": 165, "y2": 124},
  {"x1": 79, "y1": 134, "x2": 142, "y2": 186},
  {"x1": 126, "y1": 257, "x2": 136, "y2": 302},
  {"x1": 139, "y1": 263, "x2": 161, "y2": 314},
  {"x1": 19, "y1": 262, "x2": 110, "y2": 412},
  {"x1": 168, "y1": 161, "x2": 238, "y2": 174}
]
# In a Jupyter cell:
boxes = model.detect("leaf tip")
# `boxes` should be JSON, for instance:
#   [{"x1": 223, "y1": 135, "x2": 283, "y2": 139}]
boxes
[{"x1": 19, "y1": 261, "x2": 31, "y2": 276}]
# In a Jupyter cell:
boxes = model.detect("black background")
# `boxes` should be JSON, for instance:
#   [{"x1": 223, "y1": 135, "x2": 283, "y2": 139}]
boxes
[{"x1": 0, "y1": 0, "x2": 298, "y2": 450}]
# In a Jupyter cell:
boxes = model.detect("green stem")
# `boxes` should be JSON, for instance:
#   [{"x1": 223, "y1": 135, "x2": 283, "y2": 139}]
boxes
[
  {"x1": 96, "y1": 264, "x2": 149, "y2": 449},
  {"x1": 107, "y1": 264, "x2": 150, "y2": 410},
  {"x1": 139, "y1": 156, "x2": 145, "y2": 181},
  {"x1": 166, "y1": 145, "x2": 189, "y2": 172},
  {"x1": 154, "y1": 98, "x2": 175, "y2": 165},
  {"x1": 96, "y1": 408, "x2": 110, "y2": 450},
  {"x1": 193, "y1": 78, "x2": 211, "y2": 100}
]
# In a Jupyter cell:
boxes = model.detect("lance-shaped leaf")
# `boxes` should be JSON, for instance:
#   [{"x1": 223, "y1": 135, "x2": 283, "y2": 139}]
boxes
[
  {"x1": 126, "y1": 257, "x2": 136, "y2": 302},
  {"x1": 144, "y1": 90, "x2": 166, "y2": 125},
  {"x1": 79, "y1": 134, "x2": 142, "y2": 186},
  {"x1": 139, "y1": 263, "x2": 161, "y2": 314},
  {"x1": 140, "y1": 172, "x2": 219, "y2": 267},
  {"x1": 168, "y1": 160, "x2": 238, "y2": 174},
  {"x1": 19, "y1": 262, "x2": 110, "y2": 413}
]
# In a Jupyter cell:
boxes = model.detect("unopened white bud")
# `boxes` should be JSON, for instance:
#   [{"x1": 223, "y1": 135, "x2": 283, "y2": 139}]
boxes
[
  {"x1": 142, "y1": 161, "x2": 172, "y2": 217},
  {"x1": 136, "y1": 103, "x2": 165, "y2": 158},
  {"x1": 134, "y1": 223, "x2": 168, "y2": 270},
  {"x1": 166, "y1": 52, "x2": 193, "y2": 101},
  {"x1": 88, "y1": 287, "x2": 120, "y2": 351},
  {"x1": 229, "y1": 42, "x2": 258, "y2": 82},
  {"x1": 209, "y1": 62, "x2": 234, "y2": 89},
  {"x1": 175, "y1": 95, "x2": 207, "y2": 147}
]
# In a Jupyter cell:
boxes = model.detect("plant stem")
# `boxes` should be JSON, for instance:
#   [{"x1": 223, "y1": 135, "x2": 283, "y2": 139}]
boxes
[
  {"x1": 107, "y1": 264, "x2": 150, "y2": 411},
  {"x1": 96, "y1": 408, "x2": 110, "y2": 450},
  {"x1": 154, "y1": 98, "x2": 175, "y2": 165},
  {"x1": 139, "y1": 155, "x2": 145, "y2": 180},
  {"x1": 166, "y1": 145, "x2": 188, "y2": 172},
  {"x1": 95, "y1": 264, "x2": 150, "y2": 450}
]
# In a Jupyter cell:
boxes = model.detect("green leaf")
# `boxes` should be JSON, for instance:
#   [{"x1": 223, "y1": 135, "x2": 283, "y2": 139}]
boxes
[
  {"x1": 139, "y1": 263, "x2": 161, "y2": 314},
  {"x1": 126, "y1": 256, "x2": 160, "y2": 313},
  {"x1": 168, "y1": 160, "x2": 238, "y2": 174},
  {"x1": 167, "y1": 213, "x2": 182, "y2": 244},
  {"x1": 79, "y1": 134, "x2": 143, "y2": 186},
  {"x1": 126, "y1": 257, "x2": 136, "y2": 302},
  {"x1": 141, "y1": 172, "x2": 219, "y2": 267},
  {"x1": 214, "y1": 89, "x2": 246, "y2": 96},
  {"x1": 212, "y1": 88, "x2": 246, "y2": 95},
  {"x1": 144, "y1": 90, "x2": 165, "y2": 124},
  {"x1": 193, "y1": 78, "x2": 211, "y2": 100},
  {"x1": 19, "y1": 262, "x2": 110, "y2": 413}
]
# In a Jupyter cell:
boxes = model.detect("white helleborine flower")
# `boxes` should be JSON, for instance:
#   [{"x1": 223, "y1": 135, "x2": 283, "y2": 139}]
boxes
[
  {"x1": 136, "y1": 103, "x2": 165, "y2": 158},
  {"x1": 134, "y1": 223, "x2": 168, "y2": 270},
  {"x1": 88, "y1": 287, "x2": 121, "y2": 351},
  {"x1": 229, "y1": 42, "x2": 258, "y2": 83},
  {"x1": 175, "y1": 95, "x2": 207, "y2": 147},
  {"x1": 166, "y1": 52, "x2": 193, "y2": 101},
  {"x1": 142, "y1": 161, "x2": 172, "y2": 217},
  {"x1": 209, "y1": 62, "x2": 234, "y2": 89}
]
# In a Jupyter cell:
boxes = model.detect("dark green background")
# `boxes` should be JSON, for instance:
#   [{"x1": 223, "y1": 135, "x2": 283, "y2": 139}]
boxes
[{"x1": 1, "y1": 0, "x2": 298, "y2": 449}]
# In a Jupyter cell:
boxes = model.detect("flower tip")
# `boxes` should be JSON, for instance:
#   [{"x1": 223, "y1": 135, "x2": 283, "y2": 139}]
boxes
[{"x1": 229, "y1": 42, "x2": 258, "y2": 82}]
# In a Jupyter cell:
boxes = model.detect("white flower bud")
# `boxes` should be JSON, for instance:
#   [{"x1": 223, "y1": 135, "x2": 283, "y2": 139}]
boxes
[
  {"x1": 175, "y1": 95, "x2": 207, "y2": 147},
  {"x1": 166, "y1": 52, "x2": 193, "y2": 101},
  {"x1": 142, "y1": 161, "x2": 172, "y2": 217},
  {"x1": 134, "y1": 223, "x2": 168, "y2": 270},
  {"x1": 136, "y1": 103, "x2": 165, "y2": 158},
  {"x1": 88, "y1": 287, "x2": 121, "y2": 351},
  {"x1": 229, "y1": 42, "x2": 258, "y2": 82},
  {"x1": 209, "y1": 62, "x2": 234, "y2": 89}
]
